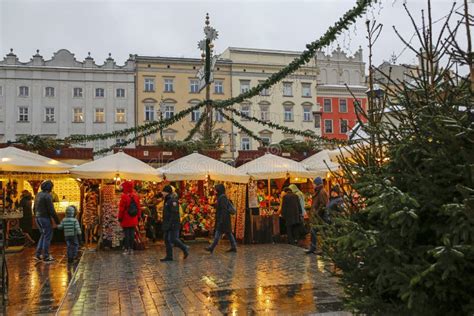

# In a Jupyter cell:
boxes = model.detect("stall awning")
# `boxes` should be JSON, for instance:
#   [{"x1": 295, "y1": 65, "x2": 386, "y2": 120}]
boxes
[
  {"x1": 301, "y1": 150, "x2": 339, "y2": 175},
  {"x1": 0, "y1": 146, "x2": 72, "y2": 174},
  {"x1": 158, "y1": 153, "x2": 249, "y2": 184},
  {"x1": 237, "y1": 153, "x2": 318, "y2": 180},
  {"x1": 70, "y1": 151, "x2": 162, "y2": 181}
]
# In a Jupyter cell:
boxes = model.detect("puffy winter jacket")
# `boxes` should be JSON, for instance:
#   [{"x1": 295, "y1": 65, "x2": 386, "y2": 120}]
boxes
[
  {"x1": 34, "y1": 180, "x2": 60, "y2": 224},
  {"x1": 118, "y1": 181, "x2": 141, "y2": 228},
  {"x1": 58, "y1": 206, "x2": 81, "y2": 237},
  {"x1": 162, "y1": 193, "x2": 180, "y2": 231}
]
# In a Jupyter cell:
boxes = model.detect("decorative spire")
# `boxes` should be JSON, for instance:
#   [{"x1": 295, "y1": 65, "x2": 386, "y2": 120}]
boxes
[
  {"x1": 85, "y1": 51, "x2": 93, "y2": 60},
  {"x1": 107, "y1": 52, "x2": 114, "y2": 61},
  {"x1": 33, "y1": 49, "x2": 42, "y2": 57},
  {"x1": 7, "y1": 48, "x2": 15, "y2": 56}
]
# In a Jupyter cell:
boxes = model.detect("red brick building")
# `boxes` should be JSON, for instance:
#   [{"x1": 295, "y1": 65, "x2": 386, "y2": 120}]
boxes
[{"x1": 315, "y1": 84, "x2": 367, "y2": 140}]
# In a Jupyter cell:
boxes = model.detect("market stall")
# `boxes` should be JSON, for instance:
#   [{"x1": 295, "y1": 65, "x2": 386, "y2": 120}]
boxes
[
  {"x1": 0, "y1": 146, "x2": 73, "y2": 302},
  {"x1": 238, "y1": 153, "x2": 317, "y2": 243},
  {"x1": 70, "y1": 151, "x2": 162, "y2": 248},
  {"x1": 158, "y1": 153, "x2": 249, "y2": 240}
]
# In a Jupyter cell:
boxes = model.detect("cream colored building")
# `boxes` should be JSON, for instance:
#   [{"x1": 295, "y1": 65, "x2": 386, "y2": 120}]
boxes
[
  {"x1": 221, "y1": 47, "x2": 321, "y2": 151},
  {"x1": 135, "y1": 56, "x2": 233, "y2": 152}
]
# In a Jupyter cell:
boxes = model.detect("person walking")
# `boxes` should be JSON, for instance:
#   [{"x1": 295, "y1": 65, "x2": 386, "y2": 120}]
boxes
[
  {"x1": 160, "y1": 185, "x2": 189, "y2": 262},
  {"x1": 289, "y1": 184, "x2": 306, "y2": 217},
  {"x1": 57, "y1": 205, "x2": 82, "y2": 263},
  {"x1": 306, "y1": 177, "x2": 329, "y2": 254},
  {"x1": 205, "y1": 184, "x2": 237, "y2": 254},
  {"x1": 19, "y1": 190, "x2": 35, "y2": 247},
  {"x1": 281, "y1": 187, "x2": 303, "y2": 245},
  {"x1": 118, "y1": 181, "x2": 141, "y2": 255},
  {"x1": 34, "y1": 180, "x2": 60, "y2": 262}
]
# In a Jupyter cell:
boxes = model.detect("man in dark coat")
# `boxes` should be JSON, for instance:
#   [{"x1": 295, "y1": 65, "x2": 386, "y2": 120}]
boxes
[
  {"x1": 205, "y1": 184, "x2": 237, "y2": 253},
  {"x1": 19, "y1": 190, "x2": 35, "y2": 246},
  {"x1": 281, "y1": 187, "x2": 303, "y2": 245},
  {"x1": 306, "y1": 177, "x2": 329, "y2": 254},
  {"x1": 34, "y1": 180, "x2": 60, "y2": 262},
  {"x1": 160, "y1": 185, "x2": 189, "y2": 262}
]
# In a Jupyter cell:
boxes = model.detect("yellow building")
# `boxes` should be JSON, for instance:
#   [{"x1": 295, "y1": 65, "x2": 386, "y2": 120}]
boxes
[{"x1": 135, "y1": 56, "x2": 233, "y2": 154}]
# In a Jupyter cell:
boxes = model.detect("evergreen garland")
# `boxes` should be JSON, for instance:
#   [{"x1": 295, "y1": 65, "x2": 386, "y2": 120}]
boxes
[
  {"x1": 184, "y1": 111, "x2": 207, "y2": 141},
  {"x1": 218, "y1": 110, "x2": 262, "y2": 142},
  {"x1": 68, "y1": 0, "x2": 373, "y2": 146}
]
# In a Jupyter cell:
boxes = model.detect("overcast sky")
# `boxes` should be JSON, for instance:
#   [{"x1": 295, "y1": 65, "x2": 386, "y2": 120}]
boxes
[{"x1": 0, "y1": 0, "x2": 466, "y2": 70}]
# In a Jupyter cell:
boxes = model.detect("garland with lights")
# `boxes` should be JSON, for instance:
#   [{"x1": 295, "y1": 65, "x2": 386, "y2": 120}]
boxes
[
  {"x1": 18, "y1": 0, "x2": 374, "y2": 154},
  {"x1": 218, "y1": 110, "x2": 262, "y2": 142},
  {"x1": 184, "y1": 110, "x2": 207, "y2": 141},
  {"x1": 221, "y1": 106, "x2": 347, "y2": 146}
]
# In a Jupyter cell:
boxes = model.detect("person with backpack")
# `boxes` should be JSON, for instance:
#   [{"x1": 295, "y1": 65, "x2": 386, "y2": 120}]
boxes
[
  {"x1": 57, "y1": 205, "x2": 82, "y2": 263},
  {"x1": 160, "y1": 185, "x2": 189, "y2": 262},
  {"x1": 205, "y1": 184, "x2": 237, "y2": 253},
  {"x1": 118, "y1": 181, "x2": 141, "y2": 255}
]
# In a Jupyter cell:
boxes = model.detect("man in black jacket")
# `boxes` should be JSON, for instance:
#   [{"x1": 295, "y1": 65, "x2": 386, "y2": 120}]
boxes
[
  {"x1": 160, "y1": 185, "x2": 189, "y2": 262},
  {"x1": 281, "y1": 187, "x2": 303, "y2": 245},
  {"x1": 34, "y1": 180, "x2": 60, "y2": 262}
]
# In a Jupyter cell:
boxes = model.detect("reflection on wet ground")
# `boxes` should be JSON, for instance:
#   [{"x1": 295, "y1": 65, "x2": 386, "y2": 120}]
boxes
[
  {"x1": 58, "y1": 243, "x2": 346, "y2": 315},
  {"x1": 2, "y1": 244, "x2": 80, "y2": 315}
]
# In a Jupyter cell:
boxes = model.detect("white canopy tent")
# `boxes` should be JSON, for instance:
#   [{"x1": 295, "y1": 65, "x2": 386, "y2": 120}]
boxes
[
  {"x1": 70, "y1": 151, "x2": 162, "y2": 182},
  {"x1": 238, "y1": 153, "x2": 317, "y2": 180},
  {"x1": 0, "y1": 146, "x2": 72, "y2": 174},
  {"x1": 301, "y1": 150, "x2": 339, "y2": 176},
  {"x1": 158, "y1": 152, "x2": 249, "y2": 184}
]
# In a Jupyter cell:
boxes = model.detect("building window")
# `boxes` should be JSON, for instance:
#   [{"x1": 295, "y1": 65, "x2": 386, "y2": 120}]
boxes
[
  {"x1": 95, "y1": 108, "x2": 105, "y2": 123},
  {"x1": 241, "y1": 104, "x2": 250, "y2": 121},
  {"x1": 73, "y1": 108, "x2": 84, "y2": 123},
  {"x1": 314, "y1": 114, "x2": 321, "y2": 129},
  {"x1": 324, "y1": 119, "x2": 333, "y2": 133},
  {"x1": 259, "y1": 81, "x2": 269, "y2": 96},
  {"x1": 93, "y1": 139, "x2": 106, "y2": 152},
  {"x1": 284, "y1": 105, "x2": 294, "y2": 121},
  {"x1": 354, "y1": 99, "x2": 363, "y2": 110},
  {"x1": 164, "y1": 78, "x2": 174, "y2": 92},
  {"x1": 163, "y1": 104, "x2": 174, "y2": 119},
  {"x1": 144, "y1": 105, "x2": 155, "y2": 121},
  {"x1": 45, "y1": 87, "x2": 55, "y2": 97},
  {"x1": 116, "y1": 88, "x2": 125, "y2": 98},
  {"x1": 339, "y1": 99, "x2": 348, "y2": 113},
  {"x1": 303, "y1": 106, "x2": 312, "y2": 122},
  {"x1": 19, "y1": 86, "x2": 29, "y2": 97},
  {"x1": 302, "y1": 83, "x2": 311, "y2": 97},
  {"x1": 44, "y1": 107, "x2": 55, "y2": 122},
  {"x1": 190, "y1": 79, "x2": 199, "y2": 93},
  {"x1": 241, "y1": 137, "x2": 251, "y2": 150},
  {"x1": 163, "y1": 130, "x2": 176, "y2": 141},
  {"x1": 144, "y1": 78, "x2": 155, "y2": 92},
  {"x1": 95, "y1": 88, "x2": 105, "y2": 98},
  {"x1": 323, "y1": 99, "x2": 332, "y2": 112},
  {"x1": 0, "y1": 86, "x2": 3, "y2": 96},
  {"x1": 340, "y1": 119, "x2": 348, "y2": 133},
  {"x1": 214, "y1": 80, "x2": 224, "y2": 94},
  {"x1": 260, "y1": 105, "x2": 269, "y2": 121},
  {"x1": 240, "y1": 80, "x2": 250, "y2": 93},
  {"x1": 191, "y1": 109, "x2": 201, "y2": 122},
  {"x1": 283, "y1": 82, "x2": 293, "y2": 96},
  {"x1": 115, "y1": 108, "x2": 126, "y2": 123},
  {"x1": 283, "y1": 133, "x2": 295, "y2": 140},
  {"x1": 18, "y1": 107, "x2": 29, "y2": 122},
  {"x1": 215, "y1": 111, "x2": 224, "y2": 122},
  {"x1": 73, "y1": 87, "x2": 83, "y2": 98}
]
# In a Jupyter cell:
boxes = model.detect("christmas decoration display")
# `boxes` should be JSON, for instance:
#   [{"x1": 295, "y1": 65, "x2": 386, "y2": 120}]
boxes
[
  {"x1": 179, "y1": 182, "x2": 215, "y2": 237},
  {"x1": 225, "y1": 183, "x2": 246, "y2": 240},
  {"x1": 100, "y1": 184, "x2": 123, "y2": 248}
]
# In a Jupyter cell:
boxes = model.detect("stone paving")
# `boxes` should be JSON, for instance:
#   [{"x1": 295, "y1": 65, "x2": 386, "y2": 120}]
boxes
[
  {"x1": 2, "y1": 244, "x2": 81, "y2": 315},
  {"x1": 57, "y1": 242, "x2": 346, "y2": 315}
]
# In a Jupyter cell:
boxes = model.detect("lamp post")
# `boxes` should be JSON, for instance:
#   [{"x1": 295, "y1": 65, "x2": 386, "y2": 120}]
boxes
[{"x1": 197, "y1": 13, "x2": 219, "y2": 142}]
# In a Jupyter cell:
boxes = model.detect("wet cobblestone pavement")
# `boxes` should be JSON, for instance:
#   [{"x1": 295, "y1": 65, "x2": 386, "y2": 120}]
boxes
[
  {"x1": 57, "y1": 243, "x2": 346, "y2": 315},
  {"x1": 2, "y1": 244, "x2": 81, "y2": 315}
]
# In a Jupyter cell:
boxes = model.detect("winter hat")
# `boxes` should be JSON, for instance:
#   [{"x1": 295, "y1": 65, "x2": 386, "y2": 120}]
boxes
[
  {"x1": 162, "y1": 185, "x2": 173, "y2": 194},
  {"x1": 65, "y1": 205, "x2": 77, "y2": 217},
  {"x1": 313, "y1": 177, "x2": 323, "y2": 186}
]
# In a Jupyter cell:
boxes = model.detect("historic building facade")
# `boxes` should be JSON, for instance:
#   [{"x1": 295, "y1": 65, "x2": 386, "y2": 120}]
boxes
[
  {"x1": 0, "y1": 49, "x2": 136, "y2": 152},
  {"x1": 134, "y1": 56, "x2": 233, "y2": 154}
]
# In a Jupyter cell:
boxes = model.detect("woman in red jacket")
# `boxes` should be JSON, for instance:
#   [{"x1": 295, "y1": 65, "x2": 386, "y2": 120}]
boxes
[{"x1": 118, "y1": 181, "x2": 141, "y2": 254}]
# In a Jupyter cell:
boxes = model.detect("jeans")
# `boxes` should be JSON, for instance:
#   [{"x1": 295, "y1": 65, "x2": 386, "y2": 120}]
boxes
[
  {"x1": 309, "y1": 227, "x2": 318, "y2": 252},
  {"x1": 36, "y1": 217, "x2": 53, "y2": 258},
  {"x1": 209, "y1": 230, "x2": 237, "y2": 250},
  {"x1": 164, "y1": 229, "x2": 188, "y2": 259},
  {"x1": 123, "y1": 227, "x2": 135, "y2": 250},
  {"x1": 65, "y1": 236, "x2": 79, "y2": 259}
]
